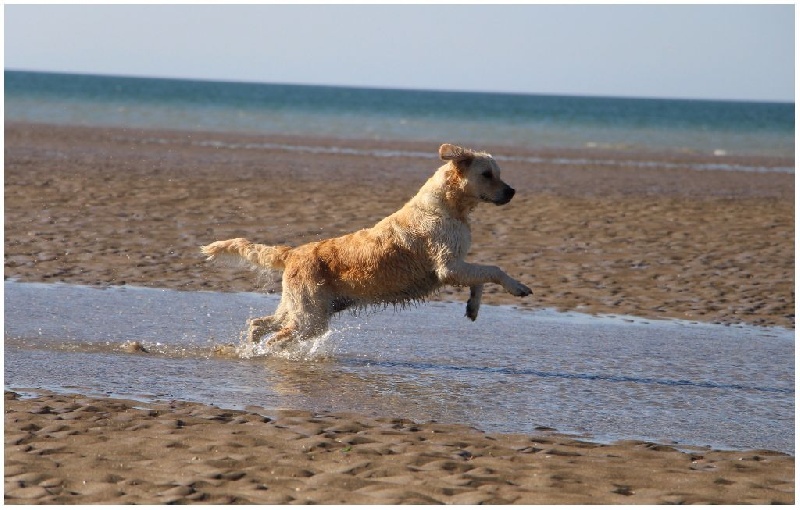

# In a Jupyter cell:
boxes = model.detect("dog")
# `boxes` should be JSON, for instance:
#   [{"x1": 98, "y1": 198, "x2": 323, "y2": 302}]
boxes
[{"x1": 201, "y1": 143, "x2": 532, "y2": 347}]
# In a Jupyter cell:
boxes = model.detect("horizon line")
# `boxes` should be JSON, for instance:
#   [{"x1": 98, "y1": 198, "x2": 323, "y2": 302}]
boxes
[{"x1": 5, "y1": 67, "x2": 795, "y2": 106}]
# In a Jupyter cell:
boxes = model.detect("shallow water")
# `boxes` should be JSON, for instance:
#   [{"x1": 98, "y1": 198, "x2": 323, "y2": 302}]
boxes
[{"x1": 4, "y1": 280, "x2": 794, "y2": 453}]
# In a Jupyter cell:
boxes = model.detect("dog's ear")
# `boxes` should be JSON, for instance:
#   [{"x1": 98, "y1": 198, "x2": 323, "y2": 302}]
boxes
[{"x1": 439, "y1": 144, "x2": 474, "y2": 162}]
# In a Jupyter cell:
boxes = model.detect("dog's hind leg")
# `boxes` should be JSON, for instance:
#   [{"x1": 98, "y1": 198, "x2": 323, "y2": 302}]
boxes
[
  {"x1": 248, "y1": 315, "x2": 281, "y2": 343},
  {"x1": 261, "y1": 314, "x2": 328, "y2": 349},
  {"x1": 247, "y1": 297, "x2": 296, "y2": 343},
  {"x1": 465, "y1": 284, "x2": 483, "y2": 321},
  {"x1": 264, "y1": 321, "x2": 300, "y2": 348},
  {"x1": 254, "y1": 299, "x2": 332, "y2": 348}
]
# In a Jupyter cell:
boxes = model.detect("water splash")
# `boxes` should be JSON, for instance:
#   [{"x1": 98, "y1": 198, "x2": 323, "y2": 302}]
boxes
[{"x1": 216, "y1": 328, "x2": 339, "y2": 362}]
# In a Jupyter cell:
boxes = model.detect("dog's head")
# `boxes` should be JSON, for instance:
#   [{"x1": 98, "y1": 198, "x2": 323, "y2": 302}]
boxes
[{"x1": 439, "y1": 143, "x2": 515, "y2": 206}]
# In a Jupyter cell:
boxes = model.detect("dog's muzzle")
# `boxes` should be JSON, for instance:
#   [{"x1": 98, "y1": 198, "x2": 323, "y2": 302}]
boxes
[{"x1": 494, "y1": 186, "x2": 515, "y2": 205}]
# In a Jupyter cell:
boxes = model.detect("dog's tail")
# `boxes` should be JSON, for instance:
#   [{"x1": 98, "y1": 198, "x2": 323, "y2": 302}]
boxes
[{"x1": 201, "y1": 238, "x2": 292, "y2": 271}]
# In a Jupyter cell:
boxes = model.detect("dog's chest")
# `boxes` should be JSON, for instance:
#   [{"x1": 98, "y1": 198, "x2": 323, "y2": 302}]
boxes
[{"x1": 428, "y1": 218, "x2": 471, "y2": 261}]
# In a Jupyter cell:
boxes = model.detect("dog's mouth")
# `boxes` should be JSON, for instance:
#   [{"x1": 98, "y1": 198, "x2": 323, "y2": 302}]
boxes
[
  {"x1": 481, "y1": 195, "x2": 511, "y2": 206},
  {"x1": 481, "y1": 187, "x2": 515, "y2": 205}
]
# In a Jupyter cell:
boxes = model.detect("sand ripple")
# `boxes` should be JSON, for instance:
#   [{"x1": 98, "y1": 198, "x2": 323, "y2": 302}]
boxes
[{"x1": 5, "y1": 391, "x2": 794, "y2": 504}]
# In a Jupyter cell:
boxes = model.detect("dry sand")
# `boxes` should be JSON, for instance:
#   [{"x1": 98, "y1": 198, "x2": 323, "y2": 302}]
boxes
[
  {"x1": 5, "y1": 390, "x2": 794, "y2": 504},
  {"x1": 4, "y1": 122, "x2": 796, "y2": 503}
]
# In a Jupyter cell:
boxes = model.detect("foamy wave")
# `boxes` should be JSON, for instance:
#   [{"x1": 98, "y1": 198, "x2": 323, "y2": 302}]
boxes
[{"x1": 126, "y1": 135, "x2": 793, "y2": 174}]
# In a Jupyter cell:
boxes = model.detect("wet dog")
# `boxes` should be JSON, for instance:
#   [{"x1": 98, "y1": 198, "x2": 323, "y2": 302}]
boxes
[{"x1": 201, "y1": 143, "x2": 532, "y2": 346}]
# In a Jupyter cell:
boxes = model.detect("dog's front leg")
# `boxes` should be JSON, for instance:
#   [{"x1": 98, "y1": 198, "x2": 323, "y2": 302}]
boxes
[
  {"x1": 466, "y1": 284, "x2": 483, "y2": 321},
  {"x1": 439, "y1": 261, "x2": 532, "y2": 299}
]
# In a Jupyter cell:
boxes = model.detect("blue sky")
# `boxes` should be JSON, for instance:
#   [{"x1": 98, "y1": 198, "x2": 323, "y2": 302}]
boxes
[{"x1": 4, "y1": 4, "x2": 795, "y2": 102}]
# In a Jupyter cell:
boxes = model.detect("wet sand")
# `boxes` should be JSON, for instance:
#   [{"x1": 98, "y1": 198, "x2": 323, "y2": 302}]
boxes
[
  {"x1": 4, "y1": 390, "x2": 794, "y2": 504},
  {"x1": 5, "y1": 122, "x2": 794, "y2": 327},
  {"x1": 4, "y1": 122, "x2": 796, "y2": 503}
]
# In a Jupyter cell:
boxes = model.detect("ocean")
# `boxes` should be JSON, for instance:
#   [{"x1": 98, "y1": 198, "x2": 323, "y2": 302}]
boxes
[{"x1": 4, "y1": 70, "x2": 795, "y2": 159}]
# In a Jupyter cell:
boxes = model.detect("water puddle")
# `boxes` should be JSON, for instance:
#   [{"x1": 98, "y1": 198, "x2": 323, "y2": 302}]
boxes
[{"x1": 4, "y1": 280, "x2": 794, "y2": 453}]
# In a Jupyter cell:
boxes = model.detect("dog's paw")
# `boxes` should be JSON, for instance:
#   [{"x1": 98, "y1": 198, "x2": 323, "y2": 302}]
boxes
[
  {"x1": 465, "y1": 284, "x2": 482, "y2": 321},
  {"x1": 465, "y1": 300, "x2": 479, "y2": 321},
  {"x1": 508, "y1": 281, "x2": 532, "y2": 297}
]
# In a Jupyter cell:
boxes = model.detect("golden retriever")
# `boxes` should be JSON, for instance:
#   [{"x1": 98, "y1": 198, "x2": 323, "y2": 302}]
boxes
[{"x1": 201, "y1": 143, "x2": 532, "y2": 347}]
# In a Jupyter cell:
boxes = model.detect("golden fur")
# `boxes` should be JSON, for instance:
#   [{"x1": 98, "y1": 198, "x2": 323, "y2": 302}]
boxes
[{"x1": 201, "y1": 143, "x2": 532, "y2": 346}]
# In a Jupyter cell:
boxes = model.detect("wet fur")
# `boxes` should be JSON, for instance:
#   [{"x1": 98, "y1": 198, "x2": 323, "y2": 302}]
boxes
[{"x1": 201, "y1": 144, "x2": 532, "y2": 347}]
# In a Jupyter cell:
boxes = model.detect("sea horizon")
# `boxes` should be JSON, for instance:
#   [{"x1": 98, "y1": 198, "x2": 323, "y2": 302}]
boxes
[
  {"x1": 5, "y1": 69, "x2": 795, "y2": 159},
  {"x1": 5, "y1": 68, "x2": 795, "y2": 106}
]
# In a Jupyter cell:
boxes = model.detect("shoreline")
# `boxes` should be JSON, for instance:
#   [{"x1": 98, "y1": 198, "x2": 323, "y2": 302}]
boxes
[
  {"x1": 6, "y1": 119, "x2": 795, "y2": 169},
  {"x1": 4, "y1": 122, "x2": 795, "y2": 328},
  {"x1": 5, "y1": 389, "x2": 794, "y2": 504},
  {"x1": 5, "y1": 277, "x2": 796, "y2": 338}
]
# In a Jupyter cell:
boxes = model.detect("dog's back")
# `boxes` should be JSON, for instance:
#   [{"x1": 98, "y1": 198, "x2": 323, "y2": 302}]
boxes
[{"x1": 284, "y1": 223, "x2": 440, "y2": 308}]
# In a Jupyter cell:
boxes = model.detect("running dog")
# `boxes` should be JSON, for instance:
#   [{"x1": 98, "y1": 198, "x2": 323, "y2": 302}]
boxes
[{"x1": 201, "y1": 143, "x2": 532, "y2": 346}]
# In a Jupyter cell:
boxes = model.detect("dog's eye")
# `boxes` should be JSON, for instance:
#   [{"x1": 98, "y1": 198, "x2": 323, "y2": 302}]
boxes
[{"x1": 482, "y1": 170, "x2": 493, "y2": 180}]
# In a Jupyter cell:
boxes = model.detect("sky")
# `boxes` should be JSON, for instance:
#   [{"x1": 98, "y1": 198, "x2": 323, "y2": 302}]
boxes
[{"x1": 3, "y1": 4, "x2": 795, "y2": 102}]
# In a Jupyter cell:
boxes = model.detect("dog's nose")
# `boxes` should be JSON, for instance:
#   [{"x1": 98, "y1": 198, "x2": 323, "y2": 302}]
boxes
[{"x1": 495, "y1": 185, "x2": 515, "y2": 205}]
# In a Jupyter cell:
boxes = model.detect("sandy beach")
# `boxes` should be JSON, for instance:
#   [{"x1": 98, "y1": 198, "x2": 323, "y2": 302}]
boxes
[
  {"x1": 4, "y1": 122, "x2": 795, "y2": 503},
  {"x1": 4, "y1": 390, "x2": 794, "y2": 504}
]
